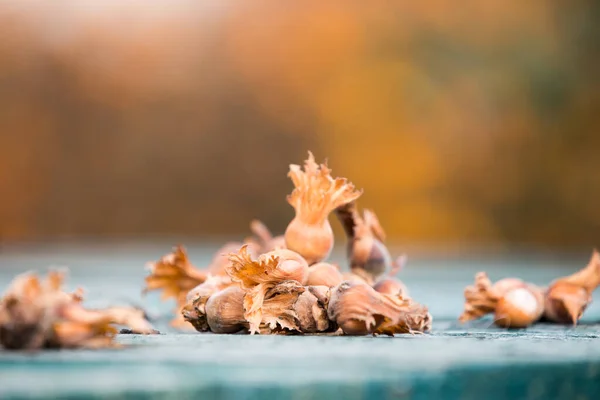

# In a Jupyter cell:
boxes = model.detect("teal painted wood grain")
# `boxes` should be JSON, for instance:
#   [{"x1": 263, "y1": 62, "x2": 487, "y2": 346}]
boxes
[{"x1": 0, "y1": 244, "x2": 599, "y2": 399}]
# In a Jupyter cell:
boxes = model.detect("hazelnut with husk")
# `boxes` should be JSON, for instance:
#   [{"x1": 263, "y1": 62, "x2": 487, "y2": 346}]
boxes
[
  {"x1": 183, "y1": 281, "x2": 332, "y2": 334},
  {"x1": 144, "y1": 243, "x2": 258, "y2": 328},
  {"x1": 335, "y1": 202, "x2": 396, "y2": 284},
  {"x1": 328, "y1": 281, "x2": 431, "y2": 336},
  {"x1": 306, "y1": 262, "x2": 344, "y2": 287},
  {"x1": 226, "y1": 245, "x2": 309, "y2": 334},
  {"x1": 459, "y1": 272, "x2": 545, "y2": 328},
  {"x1": 0, "y1": 270, "x2": 155, "y2": 350},
  {"x1": 295, "y1": 285, "x2": 333, "y2": 333},
  {"x1": 259, "y1": 281, "x2": 333, "y2": 334},
  {"x1": 285, "y1": 152, "x2": 362, "y2": 265},
  {"x1": 544, "y1": 250, "x2": 600, "y2": 325}
]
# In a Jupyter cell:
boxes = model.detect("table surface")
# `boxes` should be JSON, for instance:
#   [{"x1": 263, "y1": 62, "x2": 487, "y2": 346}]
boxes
[{"x1": 1, "y1": 242, "x2": 599, "y2": 399}]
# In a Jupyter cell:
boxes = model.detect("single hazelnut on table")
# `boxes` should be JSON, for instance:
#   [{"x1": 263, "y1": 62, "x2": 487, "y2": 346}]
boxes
[{"x1": 459, "y1": 272, "x2": 544, "y2": 329}]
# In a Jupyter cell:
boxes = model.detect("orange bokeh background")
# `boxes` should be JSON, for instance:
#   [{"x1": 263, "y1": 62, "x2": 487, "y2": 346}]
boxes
[{"x1": 1, "y1": 1, "x2": 598, "y2": 249}]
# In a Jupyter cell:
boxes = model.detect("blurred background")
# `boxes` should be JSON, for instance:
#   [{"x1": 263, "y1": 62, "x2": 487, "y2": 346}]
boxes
[{"x1": 1, "y1": 0, "x2": 599, "y2": 252}]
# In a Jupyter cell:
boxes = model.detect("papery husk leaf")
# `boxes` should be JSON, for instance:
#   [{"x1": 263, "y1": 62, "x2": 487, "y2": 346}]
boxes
[
  {"x1": 54, "y1": 305, "x2": 154, "y2": 348},
  {"x1": 144, "y1": 246, "x2": 207, "y2": 298},
  {"x1": 374, "y1": 295, "x2": 432, "y2": 335},
  {"x1": 243, "y1": 283, "x2": 268, "y2": 334},
  {"x1": 545, "y1": 282, "x2": 592, "y2": 325},
  {"x1": 539, "y1": 251, "x2": 599, "y2": 325},
  {"x1": 227, "y1": 245, "x2": 305, "y2": 289},
  {"x1": 260, "y1": 281, "x2": 305, "y2": 332},
  {"x1": 144, "y1": 244, "x2": 246, "y2": 328},
  {"x1": 52, "y1": 319, "x2": 118, "y2": 349},
  {"x1": 227, "y1": 246, "x2": 308, "y2": 334},
  {"x1": 287, "y1": 152, "x2": 362, "y2": 225},
  {"x1": 297, "y1": 285, "x2": 332, "y2": 333},
  {"x1": 552, "y1": 250, "x2": 600, "y2": 292},
  {"x1": 258, "y1": 282, "x2": 332, "y2": 334},
  {"x1": 459, "y1": 272, "x2": 503, "y2": 322}
]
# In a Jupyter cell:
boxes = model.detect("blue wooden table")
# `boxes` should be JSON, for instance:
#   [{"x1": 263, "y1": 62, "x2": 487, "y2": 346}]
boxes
[{"x1": 1, "y1": 243, "x2": 599, "y2": 399}]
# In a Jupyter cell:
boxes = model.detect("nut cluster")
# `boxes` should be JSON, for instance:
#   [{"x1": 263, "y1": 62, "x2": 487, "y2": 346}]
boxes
[{"x1": 145, "y1": 152, "x2": 431, "y2": 336}]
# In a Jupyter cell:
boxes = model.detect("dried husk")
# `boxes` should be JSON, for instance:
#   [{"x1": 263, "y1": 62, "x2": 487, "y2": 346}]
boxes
[
  {"x1": 259, "y1": 281, "x2": 333, "y2": 334},
  {"x1": 544, "y1": 250, "x2": 600, "y2": 325},
  {"x1": 328, "y1": 281, "x2": 430, "y2": 336},
  {"x1": 296, "y1": 286, "x2": 333, "y2": 333},
  {"x1": 185, "y1": 281, "x2": 332, "y2": 335},
  {"x1": 459, "y1": 273, "x2": 518, "y2": 322},
  {"x1": 227, "y1": 246, "x2": 309, "y2": 334},
  {"x1": 260, "y1": 281, "x2": 306, "y2": 333},
  {"x1": 0, "y1": 271, "x2": 155, "y2": 350},
  {"x1": 53, "y1": 306, "x2": 155, "y2": 348},
  {"x1": 144, "y1": 245, "x2": 207, "y2": 299},
  {"x1": 143, "y1": 245, "x2": 207, "y2": 327},
  {"x1": 335, "y1": 203, "x2": 393, "y2": 283},
  {"x1": 306, "y1": 263, "x2": 344, "y2": 287},
  {"x1": 285, "y1": 152, "x2": 362, "y2": 264},
  {"x1": 374, "y1": 294, "x2": 432, "y2": 335},
  {"x1": 145, "y1": 243, "x2": 257, "y2": 328}
]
